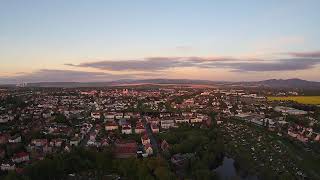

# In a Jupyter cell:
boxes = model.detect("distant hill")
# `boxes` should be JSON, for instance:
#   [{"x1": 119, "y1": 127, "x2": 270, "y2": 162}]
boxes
[
  {"x1": 23, "y1": 79, "x2": 217, "y2": 88},
  {"x1": 2, "y1": 78, "x2": 320, "y2": 89},
  {"x1": 113, "y1": 79, "x2": 215, "y2": 85},
  {"x1": 242, "y1": 78, "x2": 320, "y2": 89}
]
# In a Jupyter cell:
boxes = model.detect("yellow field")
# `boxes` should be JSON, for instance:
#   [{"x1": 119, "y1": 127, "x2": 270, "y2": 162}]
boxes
[{"x1": 268, "y1": 96, "x2": 320, "y2": 105}]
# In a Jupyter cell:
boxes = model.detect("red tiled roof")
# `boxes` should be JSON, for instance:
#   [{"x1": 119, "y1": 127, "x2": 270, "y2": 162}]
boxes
[
  {"x1": 161, "y1": 140, "x2": 170, "y2": 150},
  {"x1": 151, "y1": 124, "x2": 159, "y2": 129},
  {"x1": 114, "y1": 140, "x2": 137, "y2": 155},
  {"x1": 144, "y1": 143, "x2": 152, "y2": 149},
  {"x1": 115, "y1": 140, "x2": 137, "y2": 147},
  {"x1": 122, "y1": 126, "x2": 131, "y2": 130},
  {"x1": 115, "y1": 146, "x2": 137, "y2": 154},
  {"x1": 141, "y1": 134, "x2": 149, "y2": 140},
  {"x1": 136, "y1": 124, "x2": 144, "y2": 129},
  {"x1": 13, "y1": 152, "x2": 29, "y2": 158},
  {"x1": 106, "y1": 121, "x2": 117, "y2": 126}
]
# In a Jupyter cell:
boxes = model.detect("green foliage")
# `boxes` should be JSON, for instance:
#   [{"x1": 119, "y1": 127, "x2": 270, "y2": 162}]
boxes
[
  {"x1": 278, "y1": 172, "x2": 295, "y2": 180},
  {"x1": 154, "y1": 166, "x2": 175, "y2": 180},
  {"x1": 158, "y1": 125, "x2": 223, "y2": 179},
  {"x1": 5, "y1": 147, "x2": 175, "y2": 180},
  {"x1": 286, "y1": 115, "x2": 309, "y2": 126},
  {"x1": 4, "y1": 171, "x2": 24, "y2": 180},
  {"x1": 1, "y1": 96, "x2": 26, "y2": 108},
  {"x1": 313, "y1": 123, "x2": 320, "y2": 133},
  {"x1": 54, "y1": 113, "x2": 68, "y2": 124},
  {"x1": 259, "y1": 167, "x2": 277, "y2": 180},
  {"x1": 192, "y1": 169, "x2": 218, "y2": 180}
]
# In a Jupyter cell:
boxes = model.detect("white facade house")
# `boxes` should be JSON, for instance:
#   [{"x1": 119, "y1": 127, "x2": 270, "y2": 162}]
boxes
[
  {"x1": 91, "y1": 112, "x2": 101, "y2": 119},
  {"x1": 190, "y1": 117, "x2": 203, "y2": 123},
  {"x1": 121, "y1": 125, "x2": 132, "y2": 134},
  {"x1": 12, "y1": 153, "x2": 29, "y2": 163},
  {"x1": 160, "y1": 119, "x2": 175, "y2": 129},
  {"x1": 141, "y1": 134, "x2": 150, "y2": 145},
  {"x1": 1, "y1": 164, "x2": 15, "y2": 171},
  {"x1": 175, "y1": 118, "x2": 189, "y2": 124},
  {"x1": 8, "y1": 136, "x2": 22, "y2": 143},
  {"x1": 105, "y1": 122, "x2": 118, "y2": 131},
  {"x1": 144, "y1": 144, "x2": 153, "y2": 156},
  {"x1": 151, "y1": 124, "x2": 159, "y2": 133}
]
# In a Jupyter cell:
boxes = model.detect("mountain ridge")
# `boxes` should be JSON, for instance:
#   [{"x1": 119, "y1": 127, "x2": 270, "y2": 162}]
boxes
[{"x1": 1, "y1": 78, "x2": 319, "y2": 89}]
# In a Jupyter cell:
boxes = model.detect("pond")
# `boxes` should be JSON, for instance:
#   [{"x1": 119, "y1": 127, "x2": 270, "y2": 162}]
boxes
[{"x1": 214, "y1": 157, "x2": 258, "y2": 180}]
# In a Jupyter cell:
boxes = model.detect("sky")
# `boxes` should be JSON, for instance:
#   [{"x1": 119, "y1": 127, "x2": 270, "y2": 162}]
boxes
[{"x1": 1, "y1": 0, "x2": 320, "y2": 83}]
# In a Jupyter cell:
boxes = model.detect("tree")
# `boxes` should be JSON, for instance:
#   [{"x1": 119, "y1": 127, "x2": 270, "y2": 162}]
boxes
[
  {"x1": 192, "y1": 169, "x2": 218, "y2": 180},
  {"x1": 279, "y1": 172, "x2": 295, "y2": 180},
  {"x1": 4, "y1": 171, "x2": 23, "y2": 180},
  {"x1": 55, "y1": 113, "x2": 68, "y2": 124},
  {"x1": 154, "y1": 166, "x2": 175, "y2": 180},
  {"x1": 259, "y1": 167, "x2": 277, "y2": 180}
]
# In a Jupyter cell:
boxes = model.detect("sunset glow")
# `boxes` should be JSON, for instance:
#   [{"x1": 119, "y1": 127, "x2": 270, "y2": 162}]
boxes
[{"x1": 1, "y1": 0, "x2": 320, "y2": 83}]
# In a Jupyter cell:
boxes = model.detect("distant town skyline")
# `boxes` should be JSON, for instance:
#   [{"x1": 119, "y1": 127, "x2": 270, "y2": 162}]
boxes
[{"x1": 1, "y1": 0, "x2": 320, "y2": 83}]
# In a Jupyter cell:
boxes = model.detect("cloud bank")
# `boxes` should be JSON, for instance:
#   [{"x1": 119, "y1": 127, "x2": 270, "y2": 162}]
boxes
[
  {"x1": 66, "y1": 57, "x2": 234, "y2": 71},
  {"x1": 0, "y1": 69, "x2": 130, "y2": 84},
  {"x1": 66, "y1": 56, "x2": 320, "y2": 72},
  {"x1": 287, "y1": 51, "x2": 320, "y2": 58},
  {"x1": 1, "y1": 50, "x2": 320, "y2": 83}
]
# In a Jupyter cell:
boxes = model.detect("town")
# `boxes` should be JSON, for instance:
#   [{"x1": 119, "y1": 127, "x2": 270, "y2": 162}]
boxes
[{"x1": 0, "y1": 86, "x2": 319, "y2": 180}]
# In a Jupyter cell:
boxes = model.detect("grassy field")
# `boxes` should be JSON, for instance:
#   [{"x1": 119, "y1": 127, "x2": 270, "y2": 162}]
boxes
[{"x1": 268, "y1": 96, "x2": 320, "y2": 105}]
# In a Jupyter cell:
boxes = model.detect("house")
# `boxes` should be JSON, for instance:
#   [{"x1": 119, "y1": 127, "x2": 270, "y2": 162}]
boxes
[
  {"x1": 148, "y1": 118, "x2": 160, "y2": 125},
  {"x1": 100, "y1": 138, "x2": 109, "y2": 146},
  {"x1": 0, "y1": 115, "x2": 10, "y2": 123},
  {"x1": 141, "y1": 134, "x2": 150, "y2": 145},
  {"x1": 135, "y1": 122, "x2": 145, "y2": 134},
  {"x1": 144, "y1": 143, "x2": 153, "y2": 156},
  {"x1": 133, "y1": 112, "x2": 141, "y2": 118},
  {"x1": 114, "y1": 140, "x2": 137, "y2": 158},
  {"x1": 160, "y1": 119, "x2": 175, "y2": 129},
  {"x1": 250, "y1": 118, "x2": 264, "y2": 126},
  {"x1": 31, "y1": 139, "x2": 48, "y2": 147},
  {"x1": 12, "y1": 152, "x2": 29, "y2": 163},
  {"x1": 105, "y1": 121, "x2": 118, "y2": 131},
  {"x1": 89, "y1": 133, "x2": 96, "y2": 141},
  {"x1": 274, "y1": 106, "x2": 307, "y2": 115},
  {"x1": 151, "y1": 124, "x2": 159, "y2": 133},
  {"x1": 0, "y1": 148, "x2": 5, "y2": 159},
  {"x1": 87, "y1": 140, "x2": 99, "y2": 147},
  {"x1": 43, "y1": 146, "x2": 53, "y2": 154},
  {"x1": 182, "y1": 112, "x2": 193, "y2": 117},
  {"x1": 70, "y1": 137, "x2": 81, "y2": 146},
  {"x1": 160, "y1": 113, "x2": 171, "y2": 118},
  {"x1": 64, "y1": 145, "x2": 71, "y2": 152},
  {"x1": 288, "y1": 131, "x2": 298, "y2": 138},
  {"x1": 8, "y1": 134, "x2": 22, "y2": 143},
  {"x1": 123, "y1": 114, "x2": 131, "y2": 119},
  {"x1": 0, "y1": 134, "x2": 8, "y2": 144},
  {"x1": 297, "y1": 134, "x2": 308, "y2": 142},
  {"x1": 171, "y1": 153, "x2": 194, "y2": 168},
  {"x1": 42, "y1": 112, "x2": 52, "y2": 119},
  {"x1": 50, "y1": 139, "x2": 63, "y2": 147},
  {"x1": 190, "y1": 117, "x2": 203, "y2": 123},
  {"x1": 160, "y1": 140, "x2": 170, "y2": 152},
  {"x1": 175, "y1": 118, "x2": 189, "y2": 124},
  {"x1": 104, "y1": 112, "x2": 115, "y2": 120},
  {"x1": 118, "y1": 119, "x2": 129, "y2": 126},
  {"x1": 202, "y1": 117, "x2": 212, "y2": 127},
  {"x1": 1, "y1": 163, "x2": 15, "y2": 171},
  {"x1": 115, "y1": 113, "x2": 123, "y2": 120},
  {"x1": 121, "y1": 125, "x2": 132, "y2": 134},
  {"x1": 91, "y1": 112, "x2": 101, "y2": 119}
]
